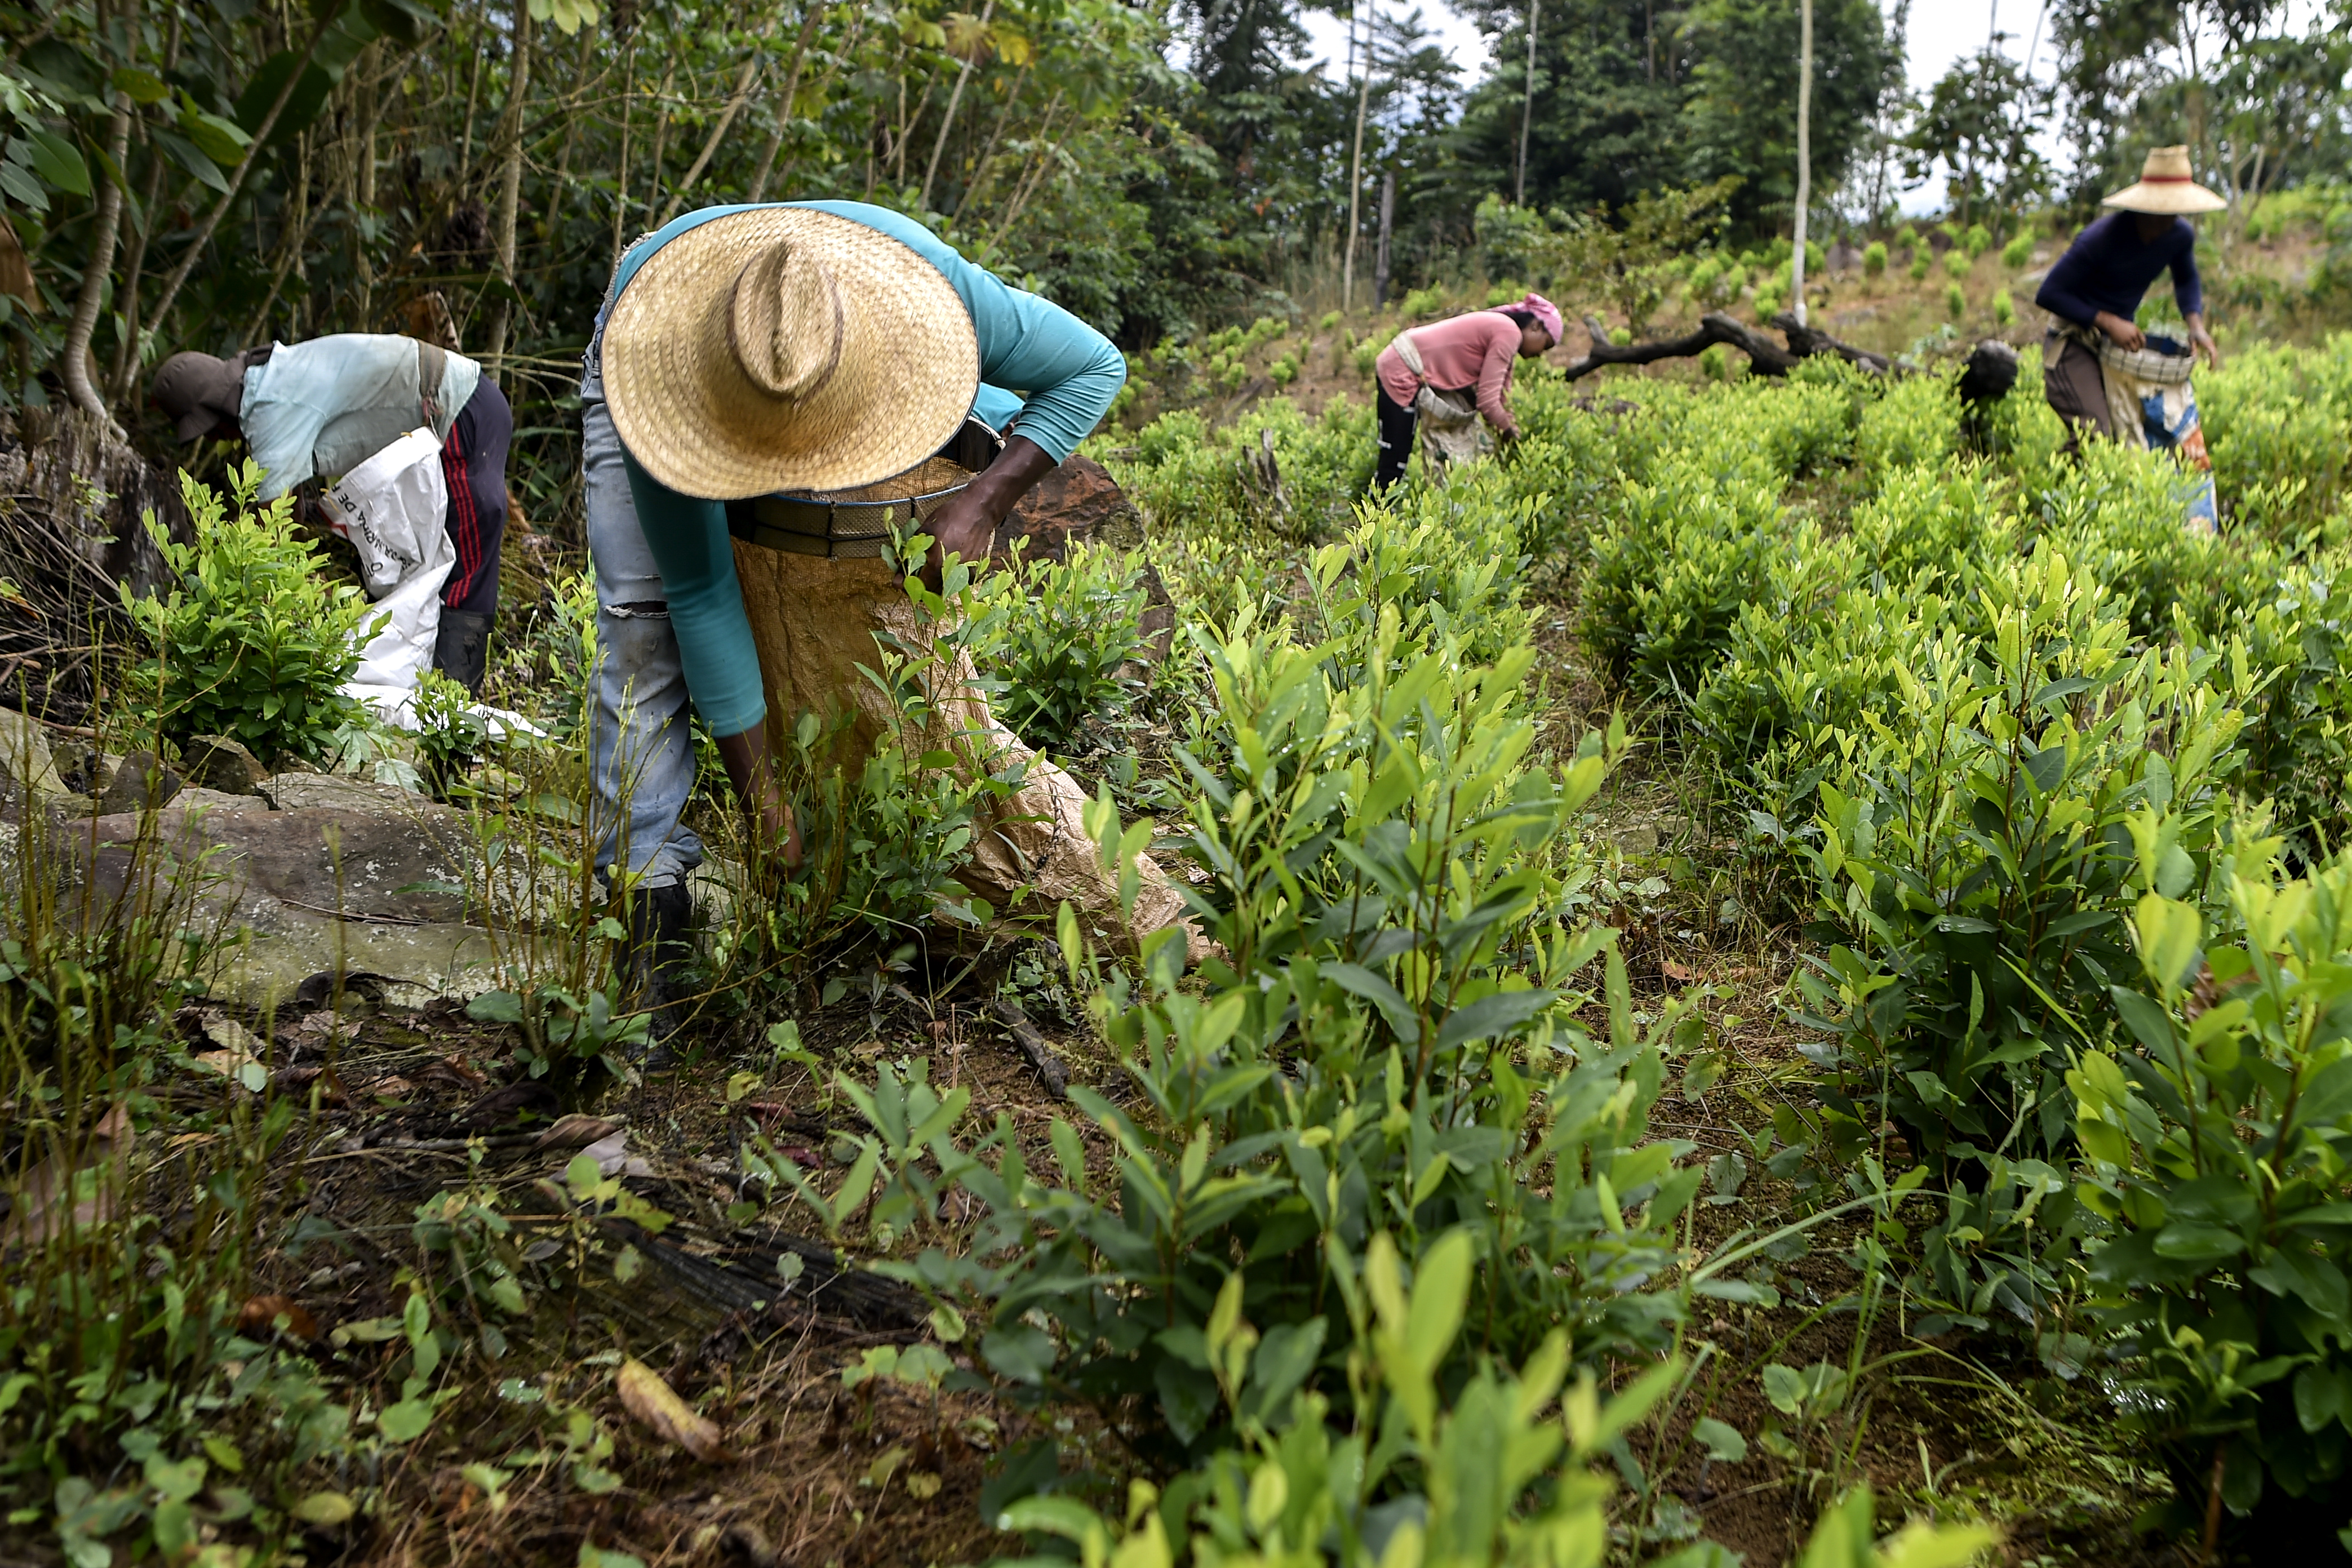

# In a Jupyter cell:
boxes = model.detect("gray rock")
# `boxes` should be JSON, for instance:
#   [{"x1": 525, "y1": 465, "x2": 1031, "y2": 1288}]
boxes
[
  {"x1": 52, "y1": 740, "x2": 108, "y2": 796},
  {"x1": 168, "y1": 787, "x2": 273, "y2": 815},
  {"x1": 182, "y1": 734, "x2": 270, "y2": 796},
  {"x1": 0, "y1": 707, "x2": 70, "y2": 801},
  {"x1": 259, "y1": 772, "x2": 427, "y2": 812},
  {"x1": 99, "y1": 750, "x2": 181, "y2": 815}
]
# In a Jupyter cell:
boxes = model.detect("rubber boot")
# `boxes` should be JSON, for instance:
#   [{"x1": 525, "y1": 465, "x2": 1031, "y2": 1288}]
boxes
[
  {"x1": 616, "y1": 881, "x2": 694, "y2": 1070},
  {"x1": 433, "y1": 608, "x2": 494, "y2": 696}
]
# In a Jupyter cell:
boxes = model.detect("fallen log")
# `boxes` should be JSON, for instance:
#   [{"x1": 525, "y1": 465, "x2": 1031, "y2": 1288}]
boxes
[
  {"x1": 1559, "y1": 313, "x2": 2019, "y2": 417},
  {"x1": 1560, "y1": 312, "x2": 1799, "y2": 381}
]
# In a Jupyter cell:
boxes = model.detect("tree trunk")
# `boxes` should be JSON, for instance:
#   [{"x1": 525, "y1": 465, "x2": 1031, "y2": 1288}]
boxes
[
  {"x1": 613, "y1": 38, "x2": 637, "y2": 259},
  {"x1": 1342, "y1": 0, "x2": 1374, "y2": 311},
  {"x1": 1515, "y1": 0, "x2": 1538, "y2": 205},
  {"x1": 63, "y1": 0, "x2": 133, "y2": 433},
  {"x1": 748, "y1": 1, "x2": 824, "y2": 203},
  {"x1": 991, "y1": 94, "x2": 1063, "y2": 239},
  {"x1": 919, "y1": 0, "x2": 995, "y2": 213},
  {"x1": 1373, "y1": 167, "x2": 1395, "y2": 309},
  {"x1": 663, "y1": 45, "x2": 765, "y2": 225},
  {"x1": 144, "y1": 1, "x2": 344, "y2": 350},
  {"x1": 1790, "y1": 0, "x2": 1813, "y2": 327},
  {"x1": 106, "y1": 6, "x2": 181, "y2": 402},
  {"x1": 485, "y1": 0, "x2": 536, "y2": 375},
  {"x1": 952, "y1": 60, "x2": 1030, "y2": 220}
]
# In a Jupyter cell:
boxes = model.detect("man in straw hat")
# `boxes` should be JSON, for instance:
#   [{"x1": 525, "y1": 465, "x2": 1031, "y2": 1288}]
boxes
[
  {"x1": 580, "y1": 200, "x2": 1192, "y2": 1039},
  {"x1": 2034, "y1": 145, "x2": 2226, "y2": 522},
  {"x1": 148, "y1": 334, "x2": 511, "y2": 692}
]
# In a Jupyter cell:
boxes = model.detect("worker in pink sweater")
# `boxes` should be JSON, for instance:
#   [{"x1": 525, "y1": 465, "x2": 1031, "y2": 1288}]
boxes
[{"x1": 1373, "y1": 294, "x2": 1561, "y2": 489}]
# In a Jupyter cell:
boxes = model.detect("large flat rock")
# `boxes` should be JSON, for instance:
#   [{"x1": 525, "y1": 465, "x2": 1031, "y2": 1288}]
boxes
[{"x1": 55, "y1": 794, "x2": 525, "y2": 1009}]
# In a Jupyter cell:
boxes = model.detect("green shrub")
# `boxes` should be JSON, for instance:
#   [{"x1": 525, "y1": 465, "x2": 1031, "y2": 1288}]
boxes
[
  {"x1": 1909, "y1": 251, "x2": 1932, "y2": 282},
  {"x1": 1700, "y1": 342, "x2": 1730, "y2": 380},
  {"x1": 1400, "y1": 285, "x2": 1445, "y2": 318},
  {"x1": 813, "y1": 599, "x2": 1694, "y2": 1463},
  {"x1": 121, "y1": 463, "x2": 373, "y2": 765},
  {"x1": 1582, "y1": 455, "x2": 1782, "y2": 700},
  {"x1": 1688, "y1": 254, "x2": 1725, "y2": 300},
  {"x1": 1992, "y1": 286, "x2": 2015, "y2": 326},
  {"x1": 2203, "y1": 550, "x2": 2352, "y2": 854},
  {"x1": 2073, "y1": 844, "x2": 2352, "y2": 1523},
  {"x1": 2002, "y1": 230, "x2": 2036, "y2": 269},
  {"x1": 1796, "y1": 548, "x2": 2254, "y2": 1180},
  {"x1": 1856, "y1": 374, "x2": 1963, "y2": 480},
  {"x1": 412, "y1": 669, "x2": 491, "y2": 799},
  {"x1": 1944, "y1": 247, "x2": 1972, "y2": 280},
  {"x1": 2198, "y1": 341, "x2": 2352, "y2": 541},
  {"x1": 998, "y1": 1234, "x2": 1684, "y2": 1568},
  {"x1": 1963, "y1": 222, "x2": 1991, "y2": 259},
  {"x1": 982, "y1": 544, "x2": 1150, "y2": 754},
  {"x1": 1863, "y1": 240, "x2": 1888, "y2": 278},
  {"x1": 1945, "y1": 281, "x2": 1967, "y2": 318}
]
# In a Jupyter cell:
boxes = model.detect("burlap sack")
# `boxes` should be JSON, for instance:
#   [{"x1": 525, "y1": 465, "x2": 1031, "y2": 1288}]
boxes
[{"x1": 727, "y1": 485, "x2": 1192, "y2": 956}]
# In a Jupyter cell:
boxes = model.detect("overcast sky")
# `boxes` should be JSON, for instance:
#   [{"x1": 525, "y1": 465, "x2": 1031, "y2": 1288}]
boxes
[{"x1": 1295, "y1": 0, "x2": 2328, "y2": 217}]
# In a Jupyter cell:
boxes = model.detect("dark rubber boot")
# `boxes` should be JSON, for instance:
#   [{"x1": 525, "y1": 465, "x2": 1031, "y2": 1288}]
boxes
[
  {"x1": 618, "y1": 881, "x2": 694, "y2": 1069},
  {"x1": 433, "y1": 608, "x2": 494, "y2": 696}
]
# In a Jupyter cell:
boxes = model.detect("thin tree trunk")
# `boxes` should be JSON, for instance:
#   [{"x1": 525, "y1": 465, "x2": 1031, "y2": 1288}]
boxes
[
  {"x1": 242, "y1": 127, "x2": 318, "y2": 344},
  {"x1": 106, "y1": 6, "x2": 180, "y2": 401},
  {"x1": 64, "y1": 0, "x2": 134, "y2": 433},
  {"x1": 748, "y1": 1, "x2": 824, "y2": 203},
  {"x1": 895, "y1": 74, "x2": 940, "y2": 189},
  {"x1": 349, "y1": 41, "x2": 380, "y2": 328},
  {"x1": 549, "y1": 28, "x2": 600, "y2": 214},
  {"x1": 647, "y1": 61, "x2": 677, "y2": 219},
  {"x1": 613, "y1": 38, "x2": 637, "y2": 259},
  {"x1": 1342, "y1": 0, "x2": 1374, "y2": 311},
  {"x1": 1373, "y1": 167, "x2": 1395, "y2": 309},
  {"x1": 458, "y1": 0, "x2": 487, "y2": 178},
  {"x1": 951, "y1": 59, "x2": 1027, "y2": 220},
  {"x1": 485, "y1": 0, "x2": 535, "y2": 373},
  {"x1": 661, "y1": 45, "x2": 764, "y2": 224},
  {"x1": 143, "y1": 1, "x2": 344, "y2": 346},
  {"x1": 990, "y1": 92, "x2": 1063, "y2": 239},
  {"x1": 1791, "y1": 0, "x2": 1813, "y2": 327},
  {"x1": 918, "y1": 0, "x2": 994, "y2": 213},
  {"x1": 1515, "y1": 0, "x2": 1538, "y2": 205}
]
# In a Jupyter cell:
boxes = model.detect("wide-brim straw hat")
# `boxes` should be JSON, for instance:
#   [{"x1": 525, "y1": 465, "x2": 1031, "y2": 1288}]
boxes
[
  {"x1": 602, "y1": 207, "x2": 979, "y2": 499},
  {"x1": 2102, "y1": 145, "x2": 2227, "y2": 216}
]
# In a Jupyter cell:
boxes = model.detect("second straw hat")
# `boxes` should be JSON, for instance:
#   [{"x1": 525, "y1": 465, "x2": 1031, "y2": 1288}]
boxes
[
  {"x1": 2102, "y1": 145, "x2": 2227, "y2": 216},
  {"x1": 602, "y1": 207, "x2": 980, "y2": 500}
]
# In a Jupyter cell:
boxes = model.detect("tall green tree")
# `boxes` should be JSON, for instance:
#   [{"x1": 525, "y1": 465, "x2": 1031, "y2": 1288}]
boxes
[{"x1": 1677, "y1": 0, "x2": 1894, "y2": 233}]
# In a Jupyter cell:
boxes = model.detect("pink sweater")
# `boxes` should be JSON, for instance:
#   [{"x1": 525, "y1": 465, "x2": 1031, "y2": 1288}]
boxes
[{"x1": 1375, "y1": 312, "x2": 1523, "y2": 433}]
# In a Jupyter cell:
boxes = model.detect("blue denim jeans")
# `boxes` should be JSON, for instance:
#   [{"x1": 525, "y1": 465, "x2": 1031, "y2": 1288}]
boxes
[{"x1": 582, "y1": 332, "x2": 705, "y2": 890}]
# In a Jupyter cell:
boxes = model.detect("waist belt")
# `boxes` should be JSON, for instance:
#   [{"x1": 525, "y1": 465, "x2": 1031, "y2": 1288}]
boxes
[
  {"x1": 724, "y1": 417, "x2": 1002, "y2": 560},
  {"x1": 726, "y1": 486, "x2": 966, "y2": 559}
]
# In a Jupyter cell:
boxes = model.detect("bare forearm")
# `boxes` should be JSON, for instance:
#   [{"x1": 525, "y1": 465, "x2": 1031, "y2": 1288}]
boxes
[{"x1": 921, "y1": 434, "x2": 1058, "y2": 584}]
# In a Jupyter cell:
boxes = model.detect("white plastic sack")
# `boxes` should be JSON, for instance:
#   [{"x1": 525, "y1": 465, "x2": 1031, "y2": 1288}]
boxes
[{"x1": 325, "y1": 427, "x2": 453, "y2": 691}]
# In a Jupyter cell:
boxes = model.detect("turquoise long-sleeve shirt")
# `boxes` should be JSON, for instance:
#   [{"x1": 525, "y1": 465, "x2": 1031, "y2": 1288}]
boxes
[{"x1": 606, "y1": 200, "x2": 1124, "y2": 739}]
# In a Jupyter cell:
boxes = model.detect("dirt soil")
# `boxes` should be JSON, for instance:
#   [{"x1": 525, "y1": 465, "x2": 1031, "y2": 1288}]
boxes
[{"x1": 175, "y1": 625, "x2": 2193, "y2": 1568}]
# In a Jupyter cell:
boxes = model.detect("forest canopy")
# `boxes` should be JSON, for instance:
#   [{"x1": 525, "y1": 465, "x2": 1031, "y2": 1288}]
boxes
[{"x1": 0, "y1": 0, "x2": 2347, "y2": 451}]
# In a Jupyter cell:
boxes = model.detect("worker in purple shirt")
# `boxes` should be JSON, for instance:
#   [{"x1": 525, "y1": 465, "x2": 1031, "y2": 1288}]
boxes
[{"x1": 2035, "y1": 145, "x2": 2225, "y2": 456}]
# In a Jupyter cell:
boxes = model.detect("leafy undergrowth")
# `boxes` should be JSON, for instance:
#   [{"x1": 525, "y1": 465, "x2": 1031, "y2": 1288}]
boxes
[{"x1": 27, "y1": 339, "x2": 2352, "y2": 1568}]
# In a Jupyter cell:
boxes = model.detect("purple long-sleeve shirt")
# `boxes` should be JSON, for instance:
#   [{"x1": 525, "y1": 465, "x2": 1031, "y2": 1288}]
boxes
[{"x1": 2035, "y1": 213, "x2": 2204, "y2": 328}]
